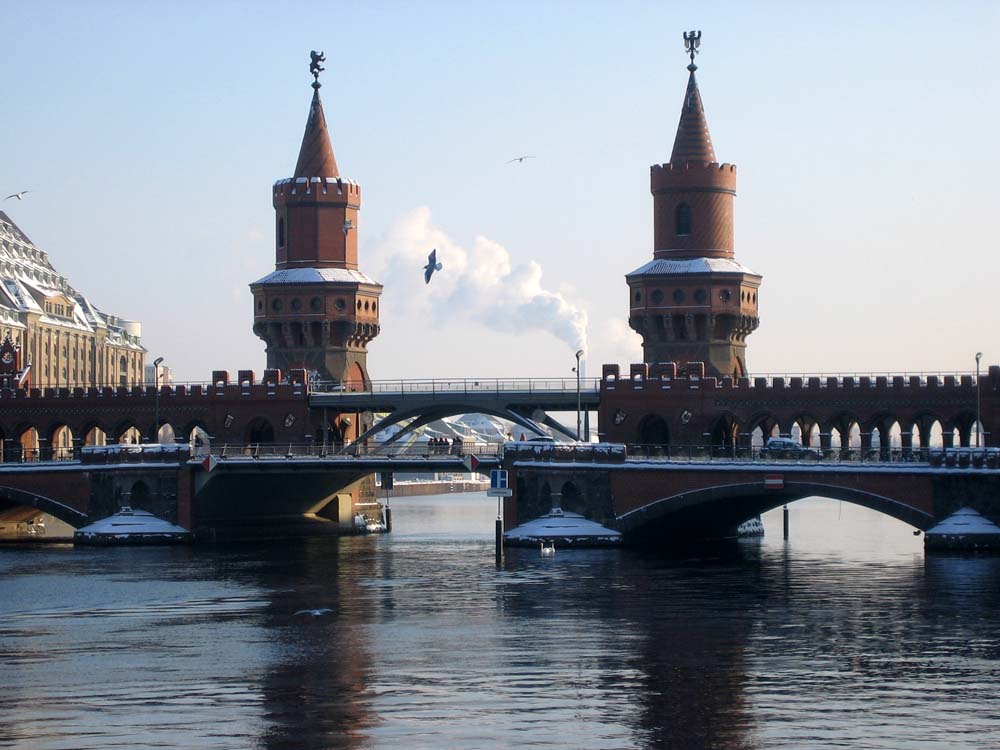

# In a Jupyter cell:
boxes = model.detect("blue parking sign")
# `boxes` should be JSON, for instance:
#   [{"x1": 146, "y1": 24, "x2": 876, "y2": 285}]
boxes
[{"x1": 490, "y1": 469, "x2": 508, "y2": 489}]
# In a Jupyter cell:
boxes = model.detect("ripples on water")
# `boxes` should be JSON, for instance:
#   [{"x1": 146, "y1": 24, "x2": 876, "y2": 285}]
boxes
[{"x1": 1, "y1": 495, "x2": 999, "y2": 750}]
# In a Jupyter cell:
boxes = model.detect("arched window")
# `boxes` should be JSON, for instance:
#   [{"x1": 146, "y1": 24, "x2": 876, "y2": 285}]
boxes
[
  {"x1": 277, "y1": 217, "x2": 285, "y2": 248},
  {"x1": 675, "y1": 203, "x2": 691, "y2": 236}
]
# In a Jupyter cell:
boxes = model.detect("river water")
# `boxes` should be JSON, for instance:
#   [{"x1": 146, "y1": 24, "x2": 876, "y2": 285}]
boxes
[{"x1": 1, "y1": 494, "x2": 999, "y2": 750}]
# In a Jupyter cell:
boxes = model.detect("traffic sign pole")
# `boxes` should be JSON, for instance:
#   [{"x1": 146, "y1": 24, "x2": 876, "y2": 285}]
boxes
[{"x1": 495, "y1": 497, "x2": 504, "y2": 566}]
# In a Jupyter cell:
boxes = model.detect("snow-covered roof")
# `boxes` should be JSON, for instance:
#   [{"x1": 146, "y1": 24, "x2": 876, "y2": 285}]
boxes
[
  {"x1": 251, "y1": 267, "x2": 381, "y2": 286},
  {"x1": 273, "y1": 176, "x2": 360, "y2": 187},
  {"x1": 0, "y1": 211, "x2": 143, "y2": 348},
  {"x1": 504, "y1": 510, "x2": 622, "y2": 543},
  {"x1": 74, "y1": 507, "x2": 189, "y2": 537},
  {"x1": 626, "y1": 256, "x2": 760, "y2": 278},
  {"x1": 926, "y1": 507, "x2": 1000, "y2": 536}
]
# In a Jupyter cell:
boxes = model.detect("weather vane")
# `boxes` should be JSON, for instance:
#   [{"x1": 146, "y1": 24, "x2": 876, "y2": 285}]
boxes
[
  {"x1": 683, "y1": 30, "x2": 702, "y2": 71},
  {"x1": 309, "y1": 50, "x2": 326, "y2": 89}
]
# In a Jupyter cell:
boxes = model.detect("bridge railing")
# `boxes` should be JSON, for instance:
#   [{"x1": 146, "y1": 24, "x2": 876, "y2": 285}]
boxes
[
  {"x1": 3, "y1": 446, "x2": 82, "y2": 463},
  {"x1": 623, "y1": 444, "x2": 1000, "y2": 467},
  {"x1": 207, "y1": 441, "x2": 504, "y2": 460},
  {"x1": 310, "y1": 377, "x2": 602, "y2": 396}
]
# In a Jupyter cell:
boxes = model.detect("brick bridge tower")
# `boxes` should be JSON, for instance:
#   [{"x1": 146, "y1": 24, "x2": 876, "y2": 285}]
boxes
[
  {"x1": 251, "y1": 52, "x2": 382, "y2": 386},
  {"x1": 627, "y1": 33, "x2": 761, "y2": 378}
]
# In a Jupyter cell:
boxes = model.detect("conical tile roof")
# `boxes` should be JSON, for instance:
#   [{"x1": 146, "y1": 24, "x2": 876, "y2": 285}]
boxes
[
  {"x1": 669, "y1": 68, "x2": 717, "y2": 165},
  {"x1": 293, "y1": 88, "x2": 339, "y2": 178}
]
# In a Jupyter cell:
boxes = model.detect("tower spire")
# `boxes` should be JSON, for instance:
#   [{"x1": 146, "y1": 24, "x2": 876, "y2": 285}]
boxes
[
  {"x1": 669, "y1": 31, "x2": 716, "y2": 165},
  {"x1": 294, "y1": 51, "x2": 339, "y2": 178},
  {"x1": 628, "y1": 30, "x2": 761, "y2": 379}
]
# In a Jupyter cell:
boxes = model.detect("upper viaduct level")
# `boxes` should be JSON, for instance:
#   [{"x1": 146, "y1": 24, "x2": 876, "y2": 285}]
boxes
[{"x1": 598, "y1": 362, "x2": 1000, "y2": 454}]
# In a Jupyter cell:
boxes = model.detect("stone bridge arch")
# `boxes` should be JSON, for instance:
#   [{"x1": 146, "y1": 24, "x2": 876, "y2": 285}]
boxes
[
  {"x1": 0, "y1": 486, "x2": 89, "y2": 528},
  {"x1": 618, "y1": 480, "x2": 935, "y2": 543}
]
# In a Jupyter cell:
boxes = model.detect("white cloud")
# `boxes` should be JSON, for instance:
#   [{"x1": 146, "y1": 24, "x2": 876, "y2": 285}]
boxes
[{"x1": 369, "y1": 207, "x2": 588, "y2": 352}]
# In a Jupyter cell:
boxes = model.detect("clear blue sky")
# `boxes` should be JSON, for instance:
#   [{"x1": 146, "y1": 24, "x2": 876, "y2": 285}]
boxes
[{"x1": 3, "y1": 1, "x2": 998, "y2": 381}]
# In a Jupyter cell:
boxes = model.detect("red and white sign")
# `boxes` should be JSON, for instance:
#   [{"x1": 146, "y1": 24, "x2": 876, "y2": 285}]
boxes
[
  {"x1": 201, "y1": 454, "x2": 218, "y2": 473},
  {"x1": 764, "y1": 474, "x2": 784, "y2": 491},
  {"x1": 462, "y1": 454, "x2": 480, "y2": 472}
]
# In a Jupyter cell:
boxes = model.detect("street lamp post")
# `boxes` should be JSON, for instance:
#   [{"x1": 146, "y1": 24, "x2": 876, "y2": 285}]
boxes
[
  {"x1": 574, "y1": 350, "x2": 584, "y2": 442},
  {"x1": 976, "y1": 352, "x2": 983, "y2": 448},
  {"x1": 153, "y1": 356, "x2": 164, "y2": 444}
]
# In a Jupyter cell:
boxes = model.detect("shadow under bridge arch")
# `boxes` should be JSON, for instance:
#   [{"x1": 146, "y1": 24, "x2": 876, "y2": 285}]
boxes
[
  {"x1": 617, "y1": 480, "x2": 935, "y2": 541},
  {"x1": 345, "y1": 401, "x2": 576, "y2": 451},
  {"x1": 0, "y1": 486, "x2": 89, "y2": 528}
]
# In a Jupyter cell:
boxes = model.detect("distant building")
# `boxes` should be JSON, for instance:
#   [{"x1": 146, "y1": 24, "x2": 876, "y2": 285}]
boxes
[
  {"x1": 145, "y1": 363, "x2": 173, "y2": 387},
  {"x1": 0, "y1": 211, "x2": 145, "y2": 388}
]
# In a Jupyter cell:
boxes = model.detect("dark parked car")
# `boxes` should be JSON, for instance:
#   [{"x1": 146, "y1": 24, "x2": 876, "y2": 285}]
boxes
[{"x1": 761, "y1": 437, "x2": 821, "y2": 460}]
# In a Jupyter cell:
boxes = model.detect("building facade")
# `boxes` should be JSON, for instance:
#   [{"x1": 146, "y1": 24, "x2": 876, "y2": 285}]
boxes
[
  {"x1": 0, "y1": 211, "x2": 145, "y2": 390},
  {"x1": 626, "y1": 51, "x2": 761, "y2": 378}
]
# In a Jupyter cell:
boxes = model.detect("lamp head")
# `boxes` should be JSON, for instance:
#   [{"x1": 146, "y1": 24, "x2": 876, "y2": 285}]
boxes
[
  {"x1": 575, "y1": 349, "x2": 584, "y2": 360},
  {"x1": 153, "y1": 357, "x2": 164, "y2": 367},
  {"x1": 976, "y1": 352, "x2": 983, "y2": 362}
]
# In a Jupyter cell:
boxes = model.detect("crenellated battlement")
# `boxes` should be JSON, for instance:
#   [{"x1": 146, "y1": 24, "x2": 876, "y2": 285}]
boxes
[
  {"x1": 0, "y1": 369, "x2": 311, "y2": 404},
  {"x1": 651, "y1": 161, "x2": 737, "y2": 193},
  {"x1": 272, "y1": 176, "x2": 361, "y2": 207},
  {"x1": 601, "y1": 363, "x2": 991, "y2": 394}
]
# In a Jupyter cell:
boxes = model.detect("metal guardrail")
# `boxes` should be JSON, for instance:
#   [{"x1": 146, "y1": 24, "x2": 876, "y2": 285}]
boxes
[
  {"x1": 310, "y1": 377, "x2": 601, "y2": 395},
  {"x1": 5, "y1": 441, "x2": 997, "y2": 470},
  {"x1": 204, "y1": 441, "x2": 504, "y2": 461},
  {"x1": 622, "y1": 444, "x2": 1000, "y2": 468}
]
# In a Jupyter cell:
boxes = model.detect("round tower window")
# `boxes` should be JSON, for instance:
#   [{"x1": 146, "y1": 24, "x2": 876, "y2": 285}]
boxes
[
  {"x1": 257, "y1": 300, "x2": 263, "y2": 311},
  {"x1": 673, "y1": 289, "x2": 685, "y2": 304},
  {"x1": 651, "y1": 289, "x2": 664, "y2": 304},
  {"x1": 719, "y1": 289, "x2": 732, "y2": 302},
  {"x1": 271, "y1": 299, "x2": 283, "y2": 312},
  {"x1": 364, "y1": 301, "x2": 370, "y2": 311},
  {"x1": 694, "y1": 289, "x2": 707, "y2": 303},
  {"x1": 357, "y1": 301, "x2": 362, "y2": 311},
  {"x1": 291, "y1": 298, "x2": 302, "y2": 311},
  {"x1": 335, "y1": 298, "x2": 346, "y2": 311},
  {"x1": 634, "y1": 291, "x2": 641, "y2": 302},
  {"x1": 310, "y1": 297, "x2": 322, "y2": 311},
  {"x1": 372, "y1": 302, "x2": 377, "y2": 312}
]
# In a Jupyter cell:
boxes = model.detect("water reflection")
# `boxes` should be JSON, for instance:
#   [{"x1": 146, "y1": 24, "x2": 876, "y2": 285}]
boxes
[{"x1": 1, "y1": 496, "x2": 999, "y2": 749}]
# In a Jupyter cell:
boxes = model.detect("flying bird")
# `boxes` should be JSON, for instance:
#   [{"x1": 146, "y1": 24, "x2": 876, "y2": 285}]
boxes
[
  {"x1": 4, "y1": 191, "x2": 30, "y2": 201},
  {"x1": 506, "y1": 156, "x2": 535, "y2": 164},
  {"x1": 294, "y1": 608, "x2": 333, "y2": 617},
  {"x1": 423, "y1": 248, "x2": 442, "y2": 284}
]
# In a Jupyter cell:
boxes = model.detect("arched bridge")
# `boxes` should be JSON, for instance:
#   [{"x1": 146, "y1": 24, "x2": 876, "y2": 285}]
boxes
[
  {"x1": 0, "y1": 442, "x2": 501, "y2": 537},
  {"x1": 503, "y1": 443, "x2": 1000, "y2": 544},
  {"x1": 310, "y1": 377, "x2": 600, "y2": 444}
]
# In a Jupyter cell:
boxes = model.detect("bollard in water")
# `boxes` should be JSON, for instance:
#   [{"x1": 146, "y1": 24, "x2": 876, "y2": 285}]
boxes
[
  {"x1": 384, "y1": 505, "x2": 392, "y2": 533},
  {"x1": 495, "y1": 516, "x2": 504, "y2": 565},
  {"x1": 783, "y1": 504, "x2": 789, "y2": 540}
]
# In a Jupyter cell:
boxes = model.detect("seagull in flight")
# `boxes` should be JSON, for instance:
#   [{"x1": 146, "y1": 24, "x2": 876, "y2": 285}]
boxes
[
  {"x1": 424, "y1": 248, "x2": 443, "y2": 284},
  {"x1": 4, "y1": 191, "x2": 30, "y2": 201},
  {"x1": 506, "y1": 156, "x2": 535, "y2": 164},
  {"x1": 294, "y1": 608, "x2": 333, "y2": 617}
]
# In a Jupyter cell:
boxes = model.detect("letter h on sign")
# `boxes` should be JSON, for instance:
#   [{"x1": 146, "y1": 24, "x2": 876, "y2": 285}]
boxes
[{"x1": 488, "y1": 469, "x2": 512, "y2": 497}]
